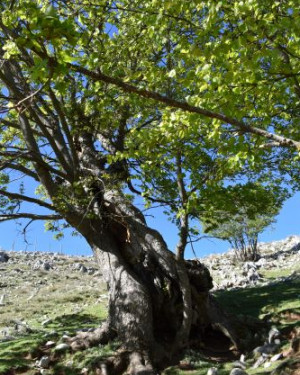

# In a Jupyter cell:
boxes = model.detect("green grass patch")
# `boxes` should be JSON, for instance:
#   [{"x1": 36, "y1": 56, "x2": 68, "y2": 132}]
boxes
[
  {"x1": 214, "y1": 278, "x2": 300, "y2": 322},
  {"x1": 0, "y1": 334, "x2": 44, "y2": 374},
  {"x1": 260, "y1": 268, "x2": 298, "y2": 280}
]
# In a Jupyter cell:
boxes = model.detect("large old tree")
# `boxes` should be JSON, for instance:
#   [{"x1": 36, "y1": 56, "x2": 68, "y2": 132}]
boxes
[{"x1": 0, "y1": 0, "x2": 299, "y2": 373}]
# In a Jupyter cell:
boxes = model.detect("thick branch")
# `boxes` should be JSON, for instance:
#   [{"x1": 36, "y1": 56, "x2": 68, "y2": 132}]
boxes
[
  {"x1": 0, "y1": 62, "x2": 74, "y2": 177},
  {"x1": 48, "y1": 87, "x2": 79, "y2": 171},
  {"x1": 0, "y1": 149, "x2": 67, "y2": 179},
  {"x1": 68, "y1": 63, "x2": 300, "y2": 150},
  {"x1": 0, "y1": 213, "x2": 62, "y2": 222},
  {"x1": 0, "y1": 189, "x2": 55, "y2": 210},
  {"x1": 26, "y1": 105, "x2": 75, "y2": 176},
  {"x1": 0, "y1": 161, "x2": 39, "y2": 181},
  {"x1": 18, "y1": 115, "x2": 56, "y2": 196},
  {"x1": 175, "y1": 153, "x2": 189, "y2": 261},
  {"x1": 1, "y1": 118, "x2": 44, "y2": 137}
]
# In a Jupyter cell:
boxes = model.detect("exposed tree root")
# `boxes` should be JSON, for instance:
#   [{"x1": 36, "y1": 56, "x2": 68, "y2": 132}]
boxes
[
  {"x1": 68, "y1": 321, "x2": 114, "y2": 351},
  {"x1": 82, "y1": 350, "x2": 158, "y2": 375},
  {"x1": 126, "y1": 352, "x2": 157, "y2": 375},
  {"x1": 67, "y1": 322, "x2": 158, "y2": 374}
]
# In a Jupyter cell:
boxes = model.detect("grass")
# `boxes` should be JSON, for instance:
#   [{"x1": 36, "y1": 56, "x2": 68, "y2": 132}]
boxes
[
  {"x1": 0, "y1": 307, "x2": 107, "y2": 374},
  {"x1": 0, "y1": 251, "x2": 299, "y2": 375},
  {"x1": 161, "y1": 276, "x2": 300, "y2": 375},
  {"x1": 0, "y1": 334, "x2": 45, "y2": 373},
  {"x1": 214, "y1": 278, "x2": 300, "y2": 322}
]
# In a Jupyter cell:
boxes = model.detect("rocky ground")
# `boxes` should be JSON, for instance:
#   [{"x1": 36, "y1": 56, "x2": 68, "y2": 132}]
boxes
[
  {"x1": 0, "y1": 235, "x2": 299, "y2": 375},
  {"x1": 0, "y1": 250, "x2": 107, "y2": 338},
  {"x1": 201, "y1": 235, "x2": 300, "y2": 291}
]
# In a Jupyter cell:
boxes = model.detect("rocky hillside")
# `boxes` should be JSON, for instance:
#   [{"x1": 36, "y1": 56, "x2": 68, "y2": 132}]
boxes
[
  {"x1": 0, "y1": 250, "x2": 106, "y2": 338},
  {"x1": 200, "y1": 235, "x2": 300, "y2": 290},
  {"x1": 0, "y1": 236, "x2": 299, "y2": 375}
]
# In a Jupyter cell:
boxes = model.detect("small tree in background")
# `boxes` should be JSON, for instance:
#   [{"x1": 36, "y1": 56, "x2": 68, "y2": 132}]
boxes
[
  {"x1": 205, "y1": 210, "x2": 276, "y2": 261},
  {"x1": 201, "y1": 183, "x2": 288, "y2": 261}
]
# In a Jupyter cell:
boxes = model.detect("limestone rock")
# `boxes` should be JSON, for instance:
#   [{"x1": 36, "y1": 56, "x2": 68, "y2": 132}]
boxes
[
  {"x1": 232, "y1": 361, "x2": 247, "y2": 370},
  {"x1": 252, "y1": 356, "x2": 266, "y2": 369},
  {"x1": 54, "y1": 343, "x2": 70, "y2": 352},
  {"x1": 0, "y1": 252, "x2": 9, "y2": 263},
  {"x1": 38, "y1": 356, "x2": 50, "y2": 368},
  {"x1": 44, "y1": 341, "x2": 56, "y2": 348},
  {"x1": 270, "y1": 353, "x2": 283, "y2": 362},
  {"x1": 268, "y1": 327, "x2": 280, "y2": 343},
  {"x1": 253, "y1": 343, "x2": 279, "y2": 356},
  {"x1": 207, "y1": 368, "x2": 218, "y2": 375},
  {"x1": 0, "y1": 294, "x2": 6, "y2": 306},
  {"x1": 230, "y1": 368, "x2": 248, "y2": 375}
]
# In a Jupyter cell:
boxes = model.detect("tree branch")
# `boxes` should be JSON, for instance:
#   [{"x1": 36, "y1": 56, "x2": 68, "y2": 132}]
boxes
[
  {"x1": 0, "y1": 161, "x2": 39, "y2": 181},
  {"x1": 48, "y1": 86, "x2": 79, "y2": 172},
  {"x1": 0, "y1": 189, "x2": 55, "y2": 210},
  {"x1": 0, "y1": 213, "x2": 62, "y2": 222},
  {"x1": 67, "y1": 63, "x2": 300, "y2": 150}
]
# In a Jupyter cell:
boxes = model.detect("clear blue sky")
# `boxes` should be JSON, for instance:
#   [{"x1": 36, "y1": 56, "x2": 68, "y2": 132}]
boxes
[{"x1": 0, "y1": 191, "x2": 299, "y2": 258}]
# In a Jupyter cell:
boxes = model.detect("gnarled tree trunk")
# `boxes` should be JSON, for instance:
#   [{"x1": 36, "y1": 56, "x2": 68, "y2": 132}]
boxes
[{"x1": 66, "y1": 189, "x2": 261, "y2": 375}]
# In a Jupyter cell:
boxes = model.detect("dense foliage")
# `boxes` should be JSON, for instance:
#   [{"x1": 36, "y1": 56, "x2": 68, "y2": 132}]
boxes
[{"x1": 0, "y1": 0, "x2": 299, "y2": 258}]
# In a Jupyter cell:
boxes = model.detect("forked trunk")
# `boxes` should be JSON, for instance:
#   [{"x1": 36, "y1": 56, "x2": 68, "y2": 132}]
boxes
[{"x1": 67, "y1": 189, "x2": 263, "y2": 374}]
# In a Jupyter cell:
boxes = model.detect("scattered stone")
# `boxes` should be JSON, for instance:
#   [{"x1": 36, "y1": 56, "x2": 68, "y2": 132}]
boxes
[
  {"x1": 207, "y1": 368, "x2": 218, "y2": 375},
  {"x1": 0, "y1": 252, "x2": 9, "y2": 262},
  {"x1": 264, "y1": 361, "x2": 272, "y2": 368},
  {"x1": 201, "y1": 235, "x2": 300, "y2": 291},
  {"x1": 38, "y1": 356, "x2": 50, "y2": 368},
  {"x1": 74, "y1": 263, "x2": 87, "y2": 273},
  {"x1": 253, "y1": 343, "x2": 278, "y2": 355},
  {"x1": 270, "y1": 353, "x2": 283, "y2": 362},
  {"x1": 0, "y1": 294, "x2": 6, "y2": 306},
  {"x1": 44, "y1": 341, "x2": 56, "y2": 348},
  {"x1": 42, "y1": 319, "x2": 52, "y2": 327},
  {"x1": 33, "y1": 260, "x2": 53, "y2": 271},
  {"x1": 232, "y1": 361, "x2": 247, "y2": 370},
  {"x1": 61, "y1": 334, "x2": 71, "y2": 341},
  {"x1": 0, "y1": 335, "x2": 16, "y2": 341},
  {"x1": 14, "y1": 320, "x2": 32, "y2": 334},
  {"x1": 54, "y1": 343, "x2": 70, "y2": 352},
  {"x1": 42, "y1": 262, "x2": 52, "y2": 271},
  {"x1": 256, "y1": 258, "x2": 267, "y2": 267},
  {"x1": 268, "y1": 327, "x2": 280, "y2": 343},
  {"x1": 230, "y1": 368, "x2": 248, "y2": 375},
  {"x1": 252, "y1": 356, "x2": 266, "y2": 369}
]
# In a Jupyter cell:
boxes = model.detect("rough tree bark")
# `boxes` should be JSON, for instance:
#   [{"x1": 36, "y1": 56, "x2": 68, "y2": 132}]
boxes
[{"x1": 65, "y1": 188, "x2": 262, "y2": 375}]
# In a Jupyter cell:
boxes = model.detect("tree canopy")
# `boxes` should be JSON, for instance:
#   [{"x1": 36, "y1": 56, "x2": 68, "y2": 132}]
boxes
[{"x1": 0, "y1": 0, "x2": 299, "y2": 255}]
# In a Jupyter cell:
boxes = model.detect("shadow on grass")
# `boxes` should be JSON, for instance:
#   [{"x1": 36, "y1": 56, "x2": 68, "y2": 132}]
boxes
[
  {"x1": 52, "y1": 364, "x2": 81, "y2": 375},
  {"x1": 214, "y1": 278, "x2": 300, "y2": 321},
  {"x1": 0, "y1": 334, "x2": 45, "y2": 373},
  {"x1": 45, "y1": 312, "x2": 105, "y2": 334},
  {"x1": 0, "y1": 312, "x2": 106, "y2": 374}
]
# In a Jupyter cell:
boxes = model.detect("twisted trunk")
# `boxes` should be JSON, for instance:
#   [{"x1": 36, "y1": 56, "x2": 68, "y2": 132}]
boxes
[{"x1": 66, "y1": 189, "x2": 261, "y2": 374}]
